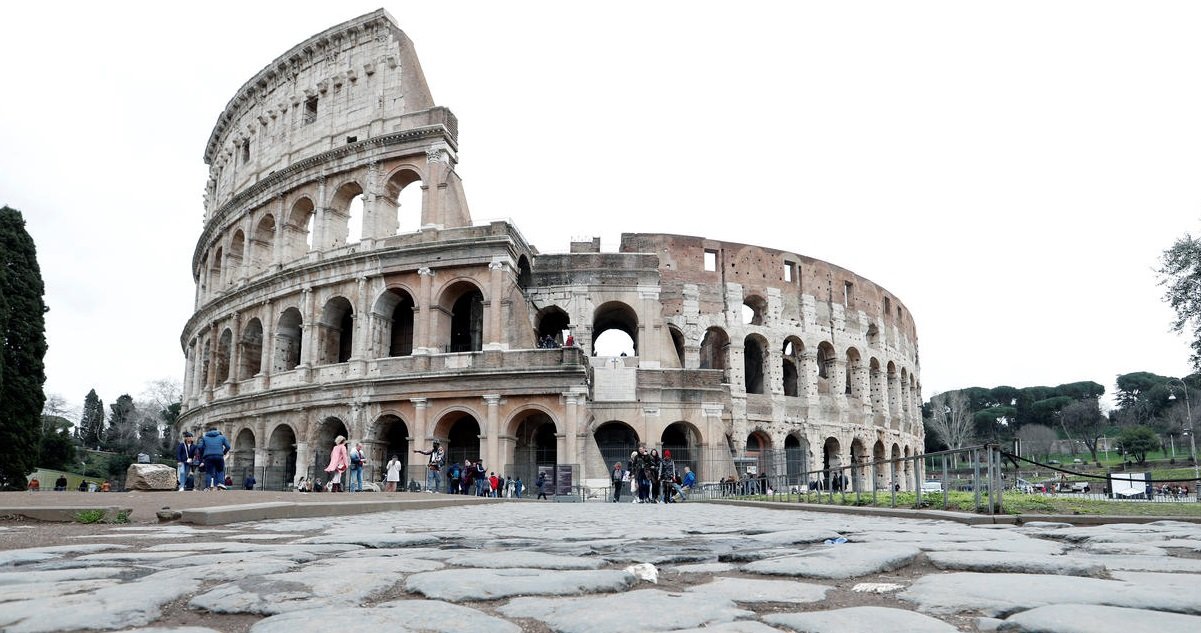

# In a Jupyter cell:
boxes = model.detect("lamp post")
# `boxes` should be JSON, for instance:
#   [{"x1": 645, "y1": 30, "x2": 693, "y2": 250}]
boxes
[{"x1": 1167, "y1": 378, "x2": 1200, "y2": 488}]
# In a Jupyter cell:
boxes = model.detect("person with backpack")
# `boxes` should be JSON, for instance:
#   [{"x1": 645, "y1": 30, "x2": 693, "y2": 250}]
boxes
[
  {"x1": 414, "y1": 440, "x2": 445, "y2": 493},
  {"x1": 348, "y1": 443, "x2": 366, "y2": 492},
  {"x1": 536, "y1": 471, "x2": 549, "y2": 500},
  {"x1": 447, "y1": 461, "x2": 463, "y2": 495},
  {"x1": 197, "y1": 426, "x2": 231, "y2": 490}
]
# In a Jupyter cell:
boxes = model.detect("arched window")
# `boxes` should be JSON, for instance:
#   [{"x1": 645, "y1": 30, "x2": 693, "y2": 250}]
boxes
[
  {"x1": 667, "y1": 326, "x2": 685, "y2": 368},
  {"x1": 782, "y1": 337, "x2": 803, "y2": 397},
  {"x1": 227, "y1": 231, "x2": 245, "y2": 286},
  {"x1": 383, "y1": 169, "x2": 423, "y2": 235},
  {"x1": 593, "y1": 302, "x2": 638, "y2": 356},
  {"x1": 238, "y1": 318, "x2": 264, "y2": 380},
  {"x1": 816, "y1": 342, "x2": 835, "y2": 380},
  {"x1": 742, "y1": 295, "x2": 767, "y2": 326},
  {"x1": 215, "y1": 328, "x2": 233, "y2": 383},
  {"x1": 251, "y1": 214, "x2": 276, "y2": 276},
  {"x1": 274, "y1": 307, "x2": 303, "y2": 371},
  {"x1": 743, "y1": 334, "x2": 768, "y2": 394},
  {"x1": 329, "y1": 182, "x2": 365, "y2": 247},
  {"x1": 437, "y1": 281, "x2": 484, "y2": 353},
  {"x1": 210, "y1": 246, "x2": 224, "y2": 291},
  {"x1": 535, "y1": 306, "x2": 570, "y2": 348},
  {"x1": 318, "y1": 297, "x2": 354, "y2": 364},
  {"x1": 699, "y1": 327, "x2": 729, "y2": 370},
  {"x1": 287, "y1": 197, "x2": 315, "y2": 258},
  {"x1": 373, "y1": 288, "x2": 414, "y2": 357}
]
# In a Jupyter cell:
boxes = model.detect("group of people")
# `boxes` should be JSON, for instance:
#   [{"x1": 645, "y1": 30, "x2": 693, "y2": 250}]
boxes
[
  {"x1": 413, "y1": 440, "x2": 534, "y2": 496},
  {"x1": 320, "y1": 435, "x2": 371, "y2": 492},
  {"x1": 175, "y1": 427, "x2": 232, "y2": 491},
  {"x1": 26, "y1": 476, "x2": 110, "y2": 492},
  {"x1": 613, "y1": 444, "x2": 695, "y2": 503}
]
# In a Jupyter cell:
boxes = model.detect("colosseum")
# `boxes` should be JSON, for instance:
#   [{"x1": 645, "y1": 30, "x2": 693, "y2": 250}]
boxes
[{"x1": 177, "y1": 9, "x2": 924, "y2": 493}]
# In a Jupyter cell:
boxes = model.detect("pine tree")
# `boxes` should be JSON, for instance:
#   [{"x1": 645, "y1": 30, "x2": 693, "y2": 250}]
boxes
[
  {"x1": 0, "y1": 206, "x2": 48, "y2": 489},
  {"x1": 104, "y1": 395, "x2": 138, "y2": 455},
  {"x1": 79, "y1": 389, "x2": 105, "y2": 449}
]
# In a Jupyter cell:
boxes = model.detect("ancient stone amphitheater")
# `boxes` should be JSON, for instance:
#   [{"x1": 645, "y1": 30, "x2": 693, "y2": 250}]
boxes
[{"x1": 178, "y1": 9, "x2": 923, "y2": 492}]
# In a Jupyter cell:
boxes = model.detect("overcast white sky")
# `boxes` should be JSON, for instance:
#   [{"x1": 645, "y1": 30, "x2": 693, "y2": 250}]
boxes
[{"x1": 1, "y1": 1, "x2": 1196, "y2": 415}]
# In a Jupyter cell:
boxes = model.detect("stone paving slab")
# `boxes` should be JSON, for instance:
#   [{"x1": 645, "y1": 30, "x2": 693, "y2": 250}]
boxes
[
  {"x1": 443, "y1": 550, "x2": 607, "y2": 569},
  {"x1": 764, "y1": 606, "x2": 960, "y2": 632},
  {"x1": 404, "y1": 567, "x2": 635, "y2": 601},
  {"x1": 997, "y1": 603, "x2": 1201, "y2": 632},
  {"x1": 743, "y1": 543, "x2": 922, "y2": 579},
  {"x1": 925, "y1": 550, "x2": 1104, "y2": 576},
  {"x1": 499, "y1": 588, "x2": 755, "y2": 633},
  {"x1": 249, "y1": 601, "x2": 522, "y2": 633},
  {"x1": 686, "y1": 576, "x2": 831, "y2": 603}
]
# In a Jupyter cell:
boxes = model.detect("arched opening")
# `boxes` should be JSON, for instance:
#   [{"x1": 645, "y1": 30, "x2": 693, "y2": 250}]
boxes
[
  {"x1": 867, "y1": 322, "x2": 880, "y2": 346},
  {"x1": 742, "y1": 295, "x2": 766, "y2": 326},
  {"x1": 782, "y1": 337, "x2": 803, "y2": 397},
  {"x1": 318, "y1": 297, "x2": 354, "y2": 364},
  {"x1": 667, "y1": 326, "x2": 685, "y2": 368},
  {"x1": 251, "y1": 214, "x2": 275, "y2": 275},
  {"x1": 311, "y1": 416, "x2": 349, "y2": 478},
  {"x1": 329, "y1": 182, "x2": 365, "y2": 247},
  {"x1": 511, "y1": 411, "x2": 558, "y2": 484},
  {"x1": 287, "y1": 197, "x2": 315, "y2": 258},
  {"x1": 443, "y1": 413, "x2": 483, "y2": 468},
  {"x1": 785, "y1": 434, "x2": 808, "y2": 486},
  {"x1": 594, "y1": 421, "x2": 639, "y2": 474},
  {"x1": 816, "y1": 341, "x2": 835, "y2": 381},
  {"x1": 873, "y1": 439, "x2": 887, "y2": 490},
  {"x1": 904, "y1": 445, "x2": 914, "y2": 484},
  {"x1": 232, "y1": 428, "x2": 255, "y2": 479},
  {"x1": 516, "y1": 255, "x2": 532, "y2": 289},
  {"x1": 439, "y1": 281, "x2": 484, "y2": 353},
  {"x1": 266, "y1": 424, "x2": 297, "y2": 490},
  {"x1": 891, "y1": 443, "x2": 903, "y2": 490},
  {"x1": 743, "y1": 334, "x2": 768, "y2": 394},
  {"x1": 383, "y1": 169, "x2": 423, "y2": 235},
  {"x1": 846, "y1": 348, "x2": 862, "y2": 398},
  {"x1": 373, "y1": 288, "x2": 415, "y2": 357},
  {"x1": 215, "y1": 328, "x2": 232, "y2": 383},
  {"x1": 592, "y1": 302, "x2": 638, "y2": 356},
  {"x1": 199, "y1": 251, "x2": 209, "y2": 297},
  {"x1": 227, "y1": 231, "x2": 245, "y2": 286},
  {"x1": 372, "y1": 414, "x2": 410, "y2": 485},
  {"x1": 201, "y1": 340, "x2": 211, "y2": 389},
  {"x1": 535, "y1": 306, "x2": 570, "y2": 347},
  {"x1": 822, "y1": 437, "x2": 842, "y2": 490},
  {"x1": 700, "y1": 327, "x2": 729, "y2": 371},
  {"x1": 661, "y1": 422, "x2": 700, "y2": 478},
  {"x1": 238, "y1": 318, "x2": 263, "y2": 380},
  {"x1": 745, "y1": 430, "x2": 771, "y2": 479},
  {"x1": 274, "y1": 307, "x2": 304, "y2": 371},
  {"x1": 210, "y1": 246, "x2": 224, "y2": 291},
  {"x1": 850, "y1": 438, "x2": 867, "y2": 492}
]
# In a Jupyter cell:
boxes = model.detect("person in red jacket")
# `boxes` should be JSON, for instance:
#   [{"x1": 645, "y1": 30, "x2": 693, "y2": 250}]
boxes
[{"x1": 489, "y1": 472, "x2": 500, "y2": 497}]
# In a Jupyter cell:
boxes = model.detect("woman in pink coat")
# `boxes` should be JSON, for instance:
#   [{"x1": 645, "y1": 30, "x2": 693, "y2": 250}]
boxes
[{"x1": 324, "y1": 435, "x2": 349, "y2": 492}]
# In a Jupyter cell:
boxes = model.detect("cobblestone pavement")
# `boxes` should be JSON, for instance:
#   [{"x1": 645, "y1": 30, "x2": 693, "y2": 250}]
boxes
[{"x1": 2, "y1": 502, "x2": 1201, "y2": 632}]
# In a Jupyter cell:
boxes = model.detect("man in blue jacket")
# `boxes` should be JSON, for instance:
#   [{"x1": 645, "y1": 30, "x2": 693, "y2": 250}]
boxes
[
  {"x1": 175, "y1": 432, "x2": 199, "y2": 492},
  {"x1": 197, "y1": 427, "x2": 231, "y2": 490}
]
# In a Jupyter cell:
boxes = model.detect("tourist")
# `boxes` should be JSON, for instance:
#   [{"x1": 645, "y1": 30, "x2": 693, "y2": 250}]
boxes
[
  {"x1": 243, "y1": 473, "x2": 256, "y2": 490},
  {"x1": 659, "y1": 450, "x2": 677, "y2": 503},
  {"x1": 648, "y1": 448, "x2": 663, "y2": 503},
  {"x1": 27, "y1": 477, "x2": 39, "y2": 492},
  {"x1": 100, "y1": 480, "x2": 111, "y2": 492},
  {"x1": 414, "y1": 440, "x2": 445, "y2": 493},
  {"x1": 197, "y1": 426, "x2": 231, "y2": 490},
  {"x1": 77, "y1": 480, "x2": 88, "y2": 492},
  {"x1": 514, "y1": 477, "x2": 524, "y2": 498},
  {"x1": 565, "y1": 334, "x2": 575, "y2": 347},
  {"x1": 473, "y1": 459, "x2": 488, "y2": 496},
  {"x1": 54, "y1": 475, "x2": 67, "y2": 491},
  {"x1": 175, "y1": 431, "x2": 199, "y2": 491},
  {"x1": 633, "y1": 446, "x2": 652, "y2": 503},
  {"x1": 489, "y1": 472, "x2": 500, "y2": 497},
  {"x1": 448, "y1": 461, "x2": 464, "y2": 495},
  {"x1": 535, "y1": 471, "x2": 549, "y2": 500},
  {"x1": 296, "y1": 477, "x2": 310, "y2": 493},
  {"x1": 348, "y1": 443, "x2": 366, "y2": 492},
  {"x1": 611, "y1": 461, "x2": 626, "y2": 502},
  {"x1": 324, "y1": 435, "x2": 349, "y2": 492},
  {"x1": 679, "y1": 466, "x2": 695, "y2": 501},
  {"x1": 385, "y1": 455, "x2": 402, "y2": 492}
]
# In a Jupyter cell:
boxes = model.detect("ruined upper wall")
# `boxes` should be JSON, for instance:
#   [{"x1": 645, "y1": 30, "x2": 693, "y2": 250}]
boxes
[
  {"x1": 619, "y1": 233, "x2": 918, "y2": 342},
  {"x1": 203, "y1": 9, "x2": 443, "y2": 213}
]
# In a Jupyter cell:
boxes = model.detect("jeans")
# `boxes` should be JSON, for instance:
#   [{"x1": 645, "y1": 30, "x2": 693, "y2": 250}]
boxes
[
  {"x1": 425, "y1": 469, "x2": 440, "y2": 493},
  {"x1": 475, "y1": 478, "x2": 488, "y2": 496},
  {"x1": 177, "y1": 463, "x2": 188, "y2": 490},
  {"x1": 349, "y1": 466, "x2": 363, "y2": 492},
  {"x1": 613, "y1": 479, "x2": 623, "y2": 501},
  {"x1": 203, "y1": 456, "x2": 225, "y2": 489}
]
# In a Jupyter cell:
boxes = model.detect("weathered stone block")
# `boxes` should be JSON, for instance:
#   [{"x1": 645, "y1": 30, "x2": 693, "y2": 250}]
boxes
[{"x1": 125, "y1": 463, "x2": 178, "y2": 491}]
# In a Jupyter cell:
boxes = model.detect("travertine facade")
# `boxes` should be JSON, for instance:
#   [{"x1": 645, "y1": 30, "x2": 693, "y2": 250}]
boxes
[{"x1": 178, "y1": 9, "x2": 923, "y2": 491}]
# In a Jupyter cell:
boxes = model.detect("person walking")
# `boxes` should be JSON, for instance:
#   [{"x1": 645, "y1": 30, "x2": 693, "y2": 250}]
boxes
[
  {"x1": 414, "y1": 440, "x2": 445, "y2": 493},
  {"x1": 175, "y1": 431, "x2": 199, "y2": 492},
  {"x1": 536, "y1": 471, "x2": 549, "y2": 500},
  {"x1": 348, "y1": 443, "x2": 366, "y2": 492},
  {"x1": 632, "y1": 446, "x2": 652, "y2": 503},
  {"x1": 659, "y1": 449, "x2": 678, "y2": 503},
  {"x1": 324, "y1": 435, "x2": 349, "y2": 492},
  {"x1": 611, "y1": 461, "x2": 626, "y2": 502},
  {"x1": 384, "y1": 455, "x2": 403, "y2": 492},
  {"x1": 197, "y1": 426, "x2": 231, "y2": 490},
  {"x1": 474, "y1": 460, "x2": 488, "y2": 496}
]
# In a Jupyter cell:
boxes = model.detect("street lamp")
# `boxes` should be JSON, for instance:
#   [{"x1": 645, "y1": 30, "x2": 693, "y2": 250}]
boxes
[{"x1": 1167, "y1": 378, "x2": 1200, "y2": 486}]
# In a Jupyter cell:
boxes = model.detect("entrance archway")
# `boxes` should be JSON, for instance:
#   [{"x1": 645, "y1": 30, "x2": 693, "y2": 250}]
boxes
[
  {"x1": 873, "y1": 439, "x2": 887, "y2": 490},
  {"x1": 850, "y1": 438, "x2": 867, "y2": 492},
  {"x1": 510, "y1": 411, "x2": 558, "y2": 484},
  {"x1": 822, "y1": 437, "x2": 842, "y2": 490},
  {"x1": 312, "y1": 417, "x2": 349, "y2": 478},
  {"x1": 785, "y1": 434, "x2": 808, "y2": 487},
  {"x1": 661, "y1": 422, "x2": 700, "y2": 478},
  {"x1": 266, "y1": 424, "x2": 297, "y2": 490},
  {"x1": 442, "y1": 413, "x2": 482, "y2": 468},
  {"x1": 594, "y1": 421, "x2": 639, "y2": 473},
  {"x1": 373, "y1": 414, "x2": 410, "y2": 486},
  {"x1": 232, "y1": 428, "x2": 256, "y2": 479}
]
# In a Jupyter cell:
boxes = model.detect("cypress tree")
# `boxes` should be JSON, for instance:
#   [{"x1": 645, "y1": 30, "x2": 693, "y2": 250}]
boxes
[
  {"x1": 0, "y1": 206, "x2": 47, "y2": 489},
  {"x1": 79, "y1": 389, "x2": 105, "y2": 449}
]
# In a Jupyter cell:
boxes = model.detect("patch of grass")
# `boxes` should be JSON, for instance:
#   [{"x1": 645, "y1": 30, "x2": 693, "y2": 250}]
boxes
[
  {"x1": 73, "y1": 509, "x2": 106, "y2": 524},
  {"x1": 744, "y1": 490, "x2": 1201, "y2": 517},
  {"x1": 112, "y1": 510, "x2": 130, "y2": 524}
]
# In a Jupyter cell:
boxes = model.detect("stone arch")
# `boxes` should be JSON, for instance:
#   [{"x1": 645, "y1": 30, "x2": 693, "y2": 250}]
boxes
[
  {"x1": 782, "y1": 336, "x2": 804, "y2": 397},
  {"x1": 200, "y1": 339, "x2": 211, "y2": 390},
  {"x1": 593, "y1": 421, "x2": 639, "y2": 474},
  {"x1": 742, "y1": 294, "x2": 767, "y2": 326},
  {"x1": 850, "y1": 437, "x2": 868, "y2": 492},
  {"x1": 210, "y1": 246, "x2": 224, "y2": 291},
  {"x1": 251, "y1": 213, "x2": 276, "y2": 275},
  {"x1": 238, "y1": 318, "x2": 264, "y2": 380},
  {"x1": 310, "y1": 416, "x2": 349, "y2": 475},
  {"x1": 593, "y1": 301, "x2": 638, "y2": 356},
  {"x1": 231, "y1": 427, "x2": 256, "y2": 478},
  {"x1": 215, "y1": 328, "x2": 233, "y2": 383},
  {"x1": 327, "y1": 180, "x2": 365, "y2": 247},
  {"x1": 891, "y1": 442, "x2": 903, "y2": 490},
  {"x1": 845, "y1": 347, "x2": 863, "y2": 398},
  {"x1": 535, "y1": 305, "x2": 570, "y2": 347},
  {"x1": 286, "y1": 196, "x2": 316, "y2": 258},
  {"x1": 869, "y1": 357, "x2": 885, "y2": 418},
  {"x1": 266, "y1": 423, "x2": 297, "y2": 489},
  {"x1": 699, "y1": 326, "x2": 729, "y2": 371},
  {"x1": 743, "y1": 333, "x2": 769, "y2": 394},
  {"x1": 227, "y1": 230, "x2": 245, "y2": 286},
  {"x1": 372, "y1": 286, "x2": 415, "y2": 357},
  {"x1": 274, "y1": 307, "x2": 303, "y2": 371},
  {"x1": 317, "y1": 296, "x2": 354, "y2": 364},
  {"x1": 667, "y1": 325, "x2": 685, "y2": 368},
  {"x1": 816, "y1": 341, "x2": 835, "y2": 381},
  {"x1": 516, "y1": 255, "x2": 532, "y2": 288},
  {"x1": 887, "y1": 361, "x2": 899, "y2": 417},
  {"x1": 745, "y1": 429, "x2": 772, "y2": 477},
  {"x1": 822, "y1": 436, "x2": 842, "y2": 490},
  {"x1": 382, "y1": 166, "x2": 425, "y2": 235},
  {"x1": 785, "y1": 433, "x2": 809, "y2": 486},
  {"x1": 199, "y1": 250, "x2": 210, "y2": 297},
  {"x1": 508, "y1": 409, "x2": 559, "y2": 484},
  {"x1": 872, "y1": 439, "x2": 887, "y2": 490},
  {"x1": 370, "y1": 413, "x2": 410, "y2": 483},
  {"x1": 661, "y1": 421, "x2": 701, "y2": 478},
  {"x1": 433, "y1": 410, "x2": 483, "y2": 467},
  {"x1": 436, "y1": 279, "x2": 485, "y2": 353}
]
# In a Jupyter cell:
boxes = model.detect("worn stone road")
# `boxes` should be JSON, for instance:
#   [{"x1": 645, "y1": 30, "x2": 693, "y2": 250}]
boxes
[{"x1": 2, "y1": 502, "x2": 1200, "y2": 632}]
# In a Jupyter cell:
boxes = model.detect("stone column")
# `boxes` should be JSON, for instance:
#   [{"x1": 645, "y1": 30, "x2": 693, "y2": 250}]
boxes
[
  {"x1": 352, "y1": 276, "x2": 370, "y2": 363},
  {"x1": 409, "y1": 398, "x2": 429, "y2": 480},
  {"x1": 485, "y1": 259, "x2": 506, "y2": 350},
  {"x1": 294, "y1": 440, "x2": 310, "y2": 488},
  {"x1": 483, "y1": 394, "x2": 501, "y2": 471},
  {"x1": 639, "y1": 287, "x2": 660, "y2": 366},
  {"x1": 228, "y1": 312, "x2": 241, "y2": 389},
  {"x1": 300, "y1": 287, "x2": 315, "y2": 367},
  {"x1": 260, "y1": 300, "x2": 274, "y2": 386},
  {"x1": 205, "y1": 322, "x2": 219, "y2": 394},
  {"x1": 563, "y1": 392, "x2": 579, "y2": 468},
  {"x1": 415, "y1": 267, "x2": 434, "y2": 354},
  {"x1": 312, "y1": 177, "x2": 328, "y2": 252},
  {"x1": 272, "y1": 195, "x2": 286, "y2": 270}
]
